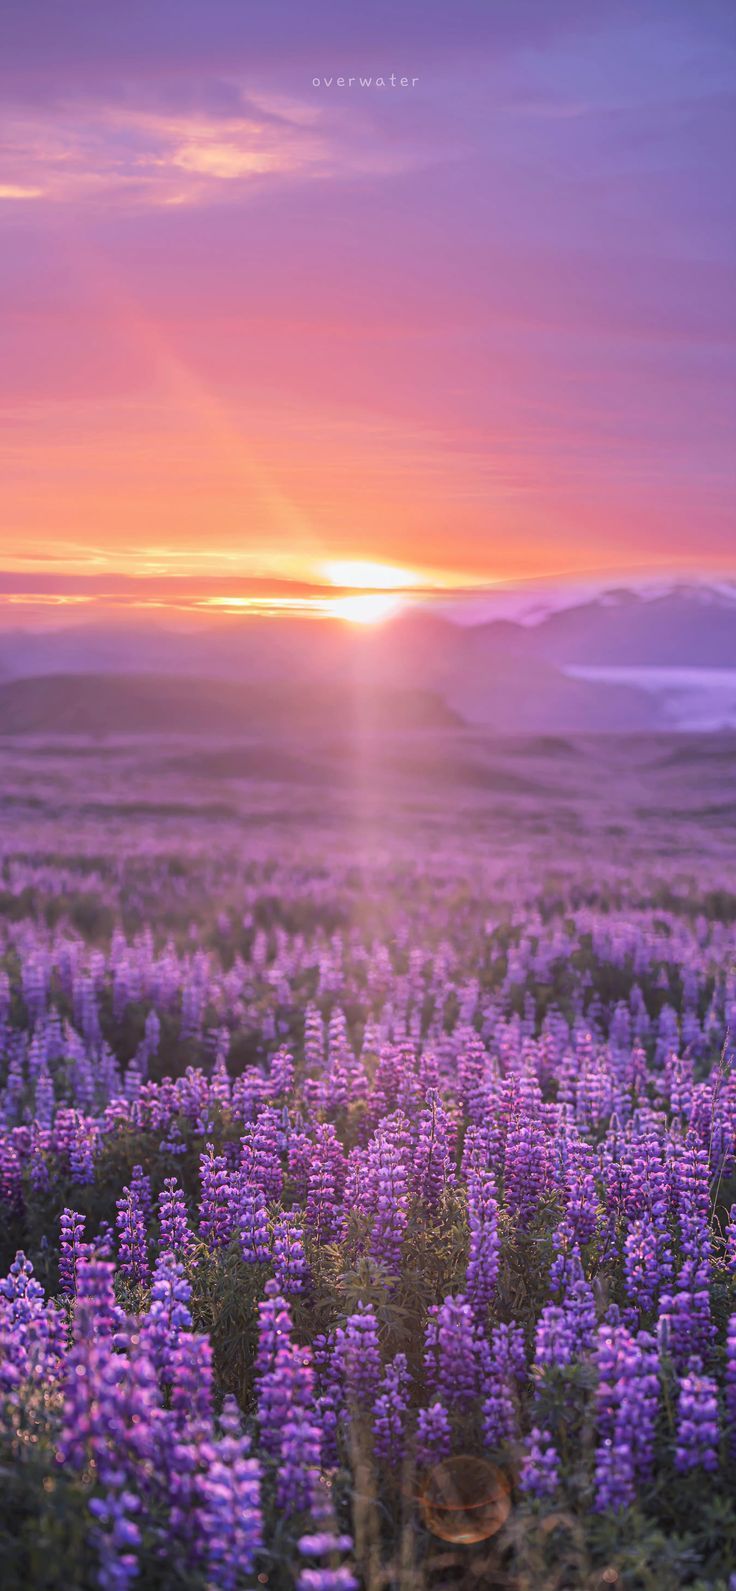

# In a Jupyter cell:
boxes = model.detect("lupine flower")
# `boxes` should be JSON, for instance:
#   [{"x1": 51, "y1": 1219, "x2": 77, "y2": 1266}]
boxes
[
  {"x1": 298, "y1": 1519, "x2": 359, "y2": 1590},
  {"x1": 196, "y1": 1396, "x2": 262, "y2": 1589},
  {"x1": 675, "y1": 1361, "x2": 719, "y2": 1472},
  {"x1": 297, "y1": 1571, "x2": 360, "y2": 1591},
  {"x1": 88, "y1": 1489, "x2": 141, "y2": 1591},
  {"x1": 504, "y1": 1095, "x2": 547, "y2": 1225},
  {"x1": 534, "y1": 1303, "x2": 576, "y2": 1370},
  {"x1": 335, "y1": 1304, "x2": 382, "y2": 1409},
  {"x1": 373, "y1": 1352, "x2": 411, "y2": 1465},
  {"x1": 241, "y1": 1107, "x2": 283, "y2": 1200},
  {"x1": 313, "y1": 1330, "x2": 343, "y2": 1467},
  {"x1": 623, "y1": 1214, "x2": 673, "y2": 1320},
  {"x1": 73, "y1": 1257, "x2": 124, "y2": 1343},
  {"x1": 465, "y1": 1168, "x2": 500, "y2": 1318},
  {"x1": 519, "y1": 1427, "x2": 560, "y2": 1497},
  {"x1": 3, "y1": 825, "x2": 736, "y2": 1584},
  {"x1": 425, "y1": 1294, "x2": 478, "y2": 1407},
  {"x1": 142, "y1": 1250, "x2": 193, "y2": 1384},
  {"x1": 256, "y1": 1303, "x2": 321, "y2": 1514},
  {"x1": 273, "y1": 1211, "x2": 309, "y2": 1294},
  {"x1": 480, "y1": 1320, "x2": 526, "y2": 1450},
  {"x1": 481, "y1": 1367, "x2": 518, "y2": 1449},
  {"x1": 726, "y1": 1313, "x2": 736, "y2": 1459},
  {"x1": 367, "y1": 1114, "x2": 411, "y2": 1272},
  {"x1": 0, "y1": 1250, "x2": 65, "y2": 1390},
  {"x1": 169, "y1": 1331, "x2": 214, "y2": 1436},
  {"x1": 279, "y1": 1400, "x2": 323, "y2": 1514},
  {"x1": 116, "y1": 1182, "x2": 150, "y2": 1286},
  {"x1": 593, "y1": 1324, "x2": 660, "y2": 1510},
  {"x1": 657, "y1": 1258, "x2": 714, "y2": 1371},
  {"x1": 415, "y1": 1402, "x2": 452, "y2": 1469},
  {"x1": 562, "y1": 1268, "x2": 597, "y2": 1356},
  {"x1": 157, "y1": 1177, "x2": 195, "y2": 1260},
  {"x1": 413, "y1": 1089, "x2": 454, "y2": 1207},
  {"x1": 59, "y1": 1207, "x2": 88, "y2": 1297},
  {"x1": 238, "y1": 1175, "x2": 270, "y2": 1264},
  {"x1": 129, "y1": 1163, "x2": 153, "y2": 1224},
  {"x1": 199, "y1": 1143, "x2": 236, "y2": 1250},
  {"x1": 255, "y1": 1284, "x2": 317, "y2": 1493},
  {"x1": 306, "y1": 1123, "x2": 346, "y2": 1243}
]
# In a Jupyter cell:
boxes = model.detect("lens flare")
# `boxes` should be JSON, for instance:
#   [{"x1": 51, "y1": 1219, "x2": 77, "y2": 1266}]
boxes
[{"x1": 418, "y1": 1456, "x2": 511, "y2": 1544}]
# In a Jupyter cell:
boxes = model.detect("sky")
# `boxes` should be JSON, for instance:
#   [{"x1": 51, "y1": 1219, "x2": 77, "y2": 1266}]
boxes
[{"x1": 1, "y1": 0, "x2": 735, "y2": 620}]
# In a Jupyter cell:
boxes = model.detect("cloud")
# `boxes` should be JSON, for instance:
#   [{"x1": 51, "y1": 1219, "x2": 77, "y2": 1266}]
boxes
[
  {"x1": 0, "y1": 182, "x2": 45, "y2": 200},
  {"x1": 0, "y1": 100, "x2": 330, "y2": 206},
  {"x1": 0, "y1": 87, "x2": 451, "y2": 209}
]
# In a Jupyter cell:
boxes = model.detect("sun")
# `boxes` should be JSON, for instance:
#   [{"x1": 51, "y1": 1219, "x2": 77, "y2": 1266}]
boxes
[
  {"x1": 320, "y1": 557, "x2": 419, "y2": 623},
  {"x1": 326, "y1": 591, "x2": 404, "y2": 625},
  {"x1": 322, "y1": 558, "x2": 420, "y2": 591}
]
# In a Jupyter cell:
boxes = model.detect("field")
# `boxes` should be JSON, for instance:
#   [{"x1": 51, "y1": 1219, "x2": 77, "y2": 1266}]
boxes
[{"x1": 1, "y1": 729, "x2": 736, "y2": 1591}]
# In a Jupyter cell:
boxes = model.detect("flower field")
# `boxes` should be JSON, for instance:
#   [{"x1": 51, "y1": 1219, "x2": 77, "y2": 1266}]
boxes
[{"x1": 2, "y1": 788, "x2": 736, "y2": 1590}]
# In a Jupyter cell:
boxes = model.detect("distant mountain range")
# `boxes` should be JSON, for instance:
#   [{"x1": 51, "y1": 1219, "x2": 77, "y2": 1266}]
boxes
[
  {"x1": 0, "y1": 673, "x2": 460, "y2": 737},
  {"x1": 494, "y1": 584, "x2": 736, "y2": 667},
  {"x1": 0, "y1": 582, "x2": 734, "y2": 734}
]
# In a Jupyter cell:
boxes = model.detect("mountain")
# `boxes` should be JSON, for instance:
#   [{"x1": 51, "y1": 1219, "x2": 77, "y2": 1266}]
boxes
[
  {"x1": 480, "y1": 584, "x2": 736, "y2": 668},
  {"x1": 0, "y1": 673, "x2": 461, "y2": 737},
  {"x1": 2, "y1": 581, "x2": 734, "y2": 675},
  {"x1": 0, "y1": 582, "x2": 733, "y2": 734}
]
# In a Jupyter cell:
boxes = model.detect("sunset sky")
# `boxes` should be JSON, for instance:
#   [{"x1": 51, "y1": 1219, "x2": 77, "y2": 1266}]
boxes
[{"x1": 1, "y1": 0, "x2": 735, "y2": 618}]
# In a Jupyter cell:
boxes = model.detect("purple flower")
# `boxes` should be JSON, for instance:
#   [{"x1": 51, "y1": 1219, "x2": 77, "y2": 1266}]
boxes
[
  {"x1": 88, "y1": 1489, "x2": 141, "y2": 1591},
  {"x1": 465, "y1": 1168, "x2": 500, "y2": 1319},
  {"x1": 240, "y1": 1107, "x2": 283, "y2": 1201},
  {"x1": 169, "y1": 1330, "x2": 214, "y2": 1436},
  {"x1": 157, "y1": 1176, "x2": 194, "y2": 1260},
  {"x1": 306, "y1": 1123, "x2": 346, "y2": 1243},
  {"x1": 254, "y1": 1289, "x2": 321, "y2": 1513},
  {"x1": 198, "y1": 1143, "x2": 236, "y2": 1250},
  {"x1": 142, "y1": 1250, "x2": 193, "y2": 1385},
  {"x1": 480, "y1": 1321, "x2": 525, "y2": 1449},
  {"x1": 726, "y1": 1313, "x2": 736, "y2": 1460},
  {"x1": 503, "y1": 1090, "x2": 548, "y2": 1225},
  {"x1": 0, "y1": 1250, "x2": 65, "y2": 1390},
  {"x1": 366, "y1": 1114, "x2": 411, "y2": 1273},
  {"x1": 59, "y1": 1207, "x2": 88, "y2": 1297},
  {"x1": 273, "y1": 1210, "x2": 309, "y2": 1294},
  {"x1": 657, "y1": 1256, "x2": 714, "y2": 1371},
  {"x1": 623, "y1": 1214, "x2": 673, "y2": 1320},
  {"x1": 413, "y1": 1089, "x2": 455, "y2": 1208},
  {"x1": 297, "y1": 1572, "x2": 359, "y2": 1591},
  {"x1": 335, "y1": 1304, "x2": 382, "y2": 1410},
  {"x1": 279, "y1": 1401, "x2": 323, "y2": 1515},
  {"x1": 373, "y1": 1352, "x2": 411, "y2": 1465},
  {"x1": 593, "y1": 1324, "x2": 660, "y2": 1511},
  {"x1": 519, "y1": 1427, "x2": 559, "y2": 1498},
  {"x1": 238, "y1": 1175, "x2": 270, "y2": 1264},
  {"x1": 425, "y1": 1294, "x2": 479, "y2": 1407},
  {"x1": 415, "y1": 1401, "x2": 451, "y2": 1469},
  {"x1": 116, "y1": 1181, "x2": 150, "y2": 1287},
  {"x1": 675, "y1": 1360, "x2": 719, "y2": 1472},
  {"x1": 533, "y1": 1303, "x2": 575, "y2": 1370},
  {"x1": 196, "y1": 1397, "x2": 263, "y2": 1589}
]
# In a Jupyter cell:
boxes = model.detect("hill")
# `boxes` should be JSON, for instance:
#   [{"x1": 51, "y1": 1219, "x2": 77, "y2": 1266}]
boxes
[
  {"x1": 0, "y1": 673, "x2": 461, "y2": 737},
  {"x1": 476, "y1": 585, "x2": 736, "y2": 667}
]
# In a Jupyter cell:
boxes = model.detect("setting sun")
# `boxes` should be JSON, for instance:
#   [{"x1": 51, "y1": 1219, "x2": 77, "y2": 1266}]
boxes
[
  {"x1": 326, "y1": 591, "x2": 404, "y2": 624},
  {"x1": 322, "y1": 560, "x2": 421, "y2": 591}
]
